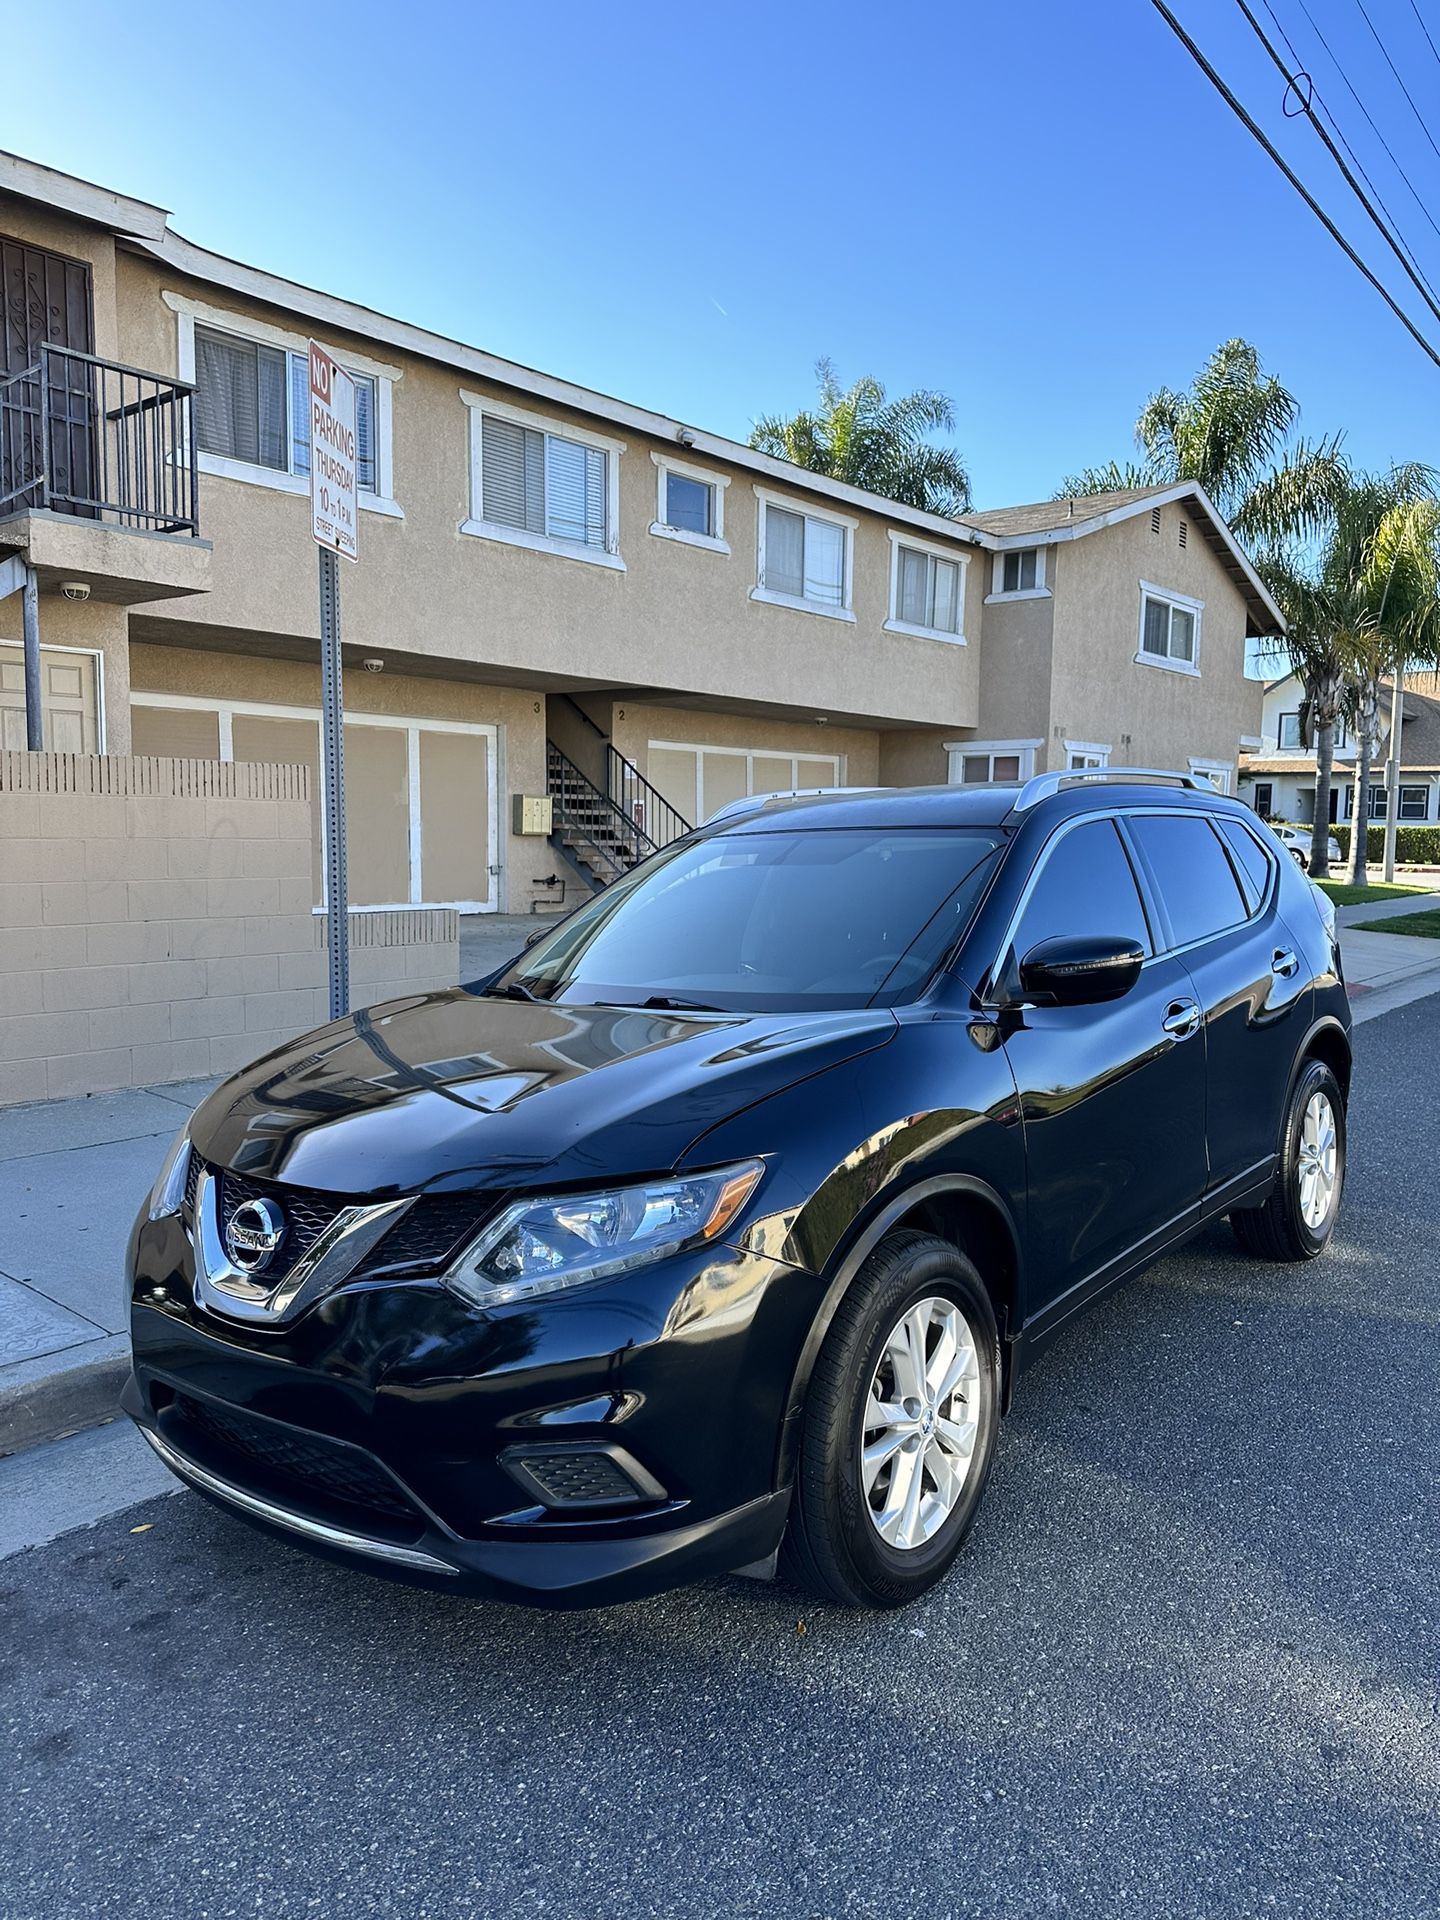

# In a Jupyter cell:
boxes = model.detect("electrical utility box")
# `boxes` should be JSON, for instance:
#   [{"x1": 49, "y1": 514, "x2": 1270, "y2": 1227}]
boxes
[{"x1": 512, "y1": 794, "x2": 554, "y2": 836}]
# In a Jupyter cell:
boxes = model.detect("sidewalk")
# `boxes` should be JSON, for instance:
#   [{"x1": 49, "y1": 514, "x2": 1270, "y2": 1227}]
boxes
[{"x1": 5, "y1": 912, "x2": 1440, "y2": 1457}]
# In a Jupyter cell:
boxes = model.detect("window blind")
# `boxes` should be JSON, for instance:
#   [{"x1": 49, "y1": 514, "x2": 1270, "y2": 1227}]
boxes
[
  {"x1": 764, "y1": 507, "x2": 805, "y2": 597},
  {"x1": 195, "y1": 327, "x2": 287, "y2": 471}
]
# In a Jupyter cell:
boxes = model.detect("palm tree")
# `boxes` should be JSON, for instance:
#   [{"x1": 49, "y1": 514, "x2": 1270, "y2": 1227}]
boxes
[
  {"x1": 1254, "y1": 563, "x2": 1347, "y2": 877},
  {"x1": 1057, "y1": 338, "x2": 1344, "y2": 545},
  {"x1": 750, "y1": 358, "x2": 972, "y2": 516}
]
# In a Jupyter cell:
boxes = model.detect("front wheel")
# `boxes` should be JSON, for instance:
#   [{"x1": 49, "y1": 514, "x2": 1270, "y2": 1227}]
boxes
[
  {"x1": 1231, "y1": 1059, "x2": 1345, "y2": 1261},
  {"x1": 779, "y1": 1232, "x2": 1000, "y2": 1608},
  {"x1": 1289, "y1": 846, "x2": 1308, "y2": 871}
]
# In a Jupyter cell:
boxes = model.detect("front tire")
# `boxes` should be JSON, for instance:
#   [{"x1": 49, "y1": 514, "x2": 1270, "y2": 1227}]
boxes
[
  {"x1": 779, "y1": 1232, "x2": 1000, "y2": 1609},
  {"x1": 1231, "y1": 1059, "x2": 1345, "y2": 1261}
]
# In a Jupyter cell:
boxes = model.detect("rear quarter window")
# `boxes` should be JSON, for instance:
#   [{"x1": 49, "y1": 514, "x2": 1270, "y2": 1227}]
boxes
[{"x1": 1215, "y1": 817, "x2": 1276, "y2": 913}]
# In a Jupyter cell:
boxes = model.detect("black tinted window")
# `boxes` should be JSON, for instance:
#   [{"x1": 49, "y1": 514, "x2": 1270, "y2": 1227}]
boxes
[
  {"x1": 1013, "y1": 820, "x2": 1152, "y2": 957},
  {"x1": 501, "y1": 827, "x2": 1004, "y2": 1011},
  {"x1": 1130, "y1": 814, "x2": 1248, "y2": 947},
  {"x1": 1215, "y1": 817, "x2": 1274, "y2": 913}
]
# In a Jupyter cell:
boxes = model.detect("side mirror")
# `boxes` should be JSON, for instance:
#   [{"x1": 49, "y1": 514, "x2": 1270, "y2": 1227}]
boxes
[{"x1": 1018, "y1": 934, "x2": 1144, "y2": 1007}]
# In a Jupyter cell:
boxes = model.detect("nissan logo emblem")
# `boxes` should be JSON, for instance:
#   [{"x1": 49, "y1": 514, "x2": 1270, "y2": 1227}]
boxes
[{"x1": 224, "y1": 1197, "x2": 286, "y2": 1275}]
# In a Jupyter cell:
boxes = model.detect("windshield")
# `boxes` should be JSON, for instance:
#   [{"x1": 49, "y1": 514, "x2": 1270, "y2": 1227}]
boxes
[{"x1": 494, "y1": 827, "x2": 1005, "y2": 1012}]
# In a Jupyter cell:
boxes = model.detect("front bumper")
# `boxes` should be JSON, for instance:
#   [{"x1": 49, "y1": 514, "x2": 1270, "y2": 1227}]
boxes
[{"x1": 125, "y1": 1212, "x2": 814, "y2": 1607}]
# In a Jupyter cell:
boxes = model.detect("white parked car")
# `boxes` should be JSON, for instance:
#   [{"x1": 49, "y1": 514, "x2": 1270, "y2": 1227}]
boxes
[{"x1": 1269, "y1": 821, "x2": 1343, "y2": 871}]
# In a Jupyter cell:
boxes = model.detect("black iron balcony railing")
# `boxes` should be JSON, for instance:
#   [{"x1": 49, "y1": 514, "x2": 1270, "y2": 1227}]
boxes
[
  {"x1": 0, "y1": 343, "x2": 199, "y2": 536},
  {"x1": 607, "y1": 745, "x2": 691, "y2": 852}
]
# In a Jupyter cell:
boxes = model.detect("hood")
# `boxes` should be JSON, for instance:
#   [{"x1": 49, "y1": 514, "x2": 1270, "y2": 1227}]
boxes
[{"x1": 189, "y1": 985, "x2": 897, "y2": 1195}]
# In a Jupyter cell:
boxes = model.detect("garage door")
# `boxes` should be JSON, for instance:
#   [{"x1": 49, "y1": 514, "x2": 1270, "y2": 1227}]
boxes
[
  {"x1": 131, "y1": 697, "x2": 497, "y2": 910},
  {"x1": 646, "y1": 741, "x2": 841, "y2": 825}
]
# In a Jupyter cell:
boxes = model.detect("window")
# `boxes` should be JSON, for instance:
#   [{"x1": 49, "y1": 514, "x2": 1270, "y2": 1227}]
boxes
[
  {"x1": 1188, "y1": 759, "x2": 1232, "y2": 795},
  {"x1": 1368, "y1": 785, "x2": 1388, "y2": 819},
  {"x1": 1277, "y1": 711, "x2": 1302, "y2": 750},
  {"x1": 990, "y1": 548, "x2": 1046, "y2": 598},
  {"x1": 650, "y1": 453, "x2": 728, "y2": 551},
  {"x1": 1012, "y1": 820, "x2": 1152, "y2": 961},
  {"x1": 887, "y1": 534, "x2": 967, "y2": 640},
  {"x1": 1215, "y1": 818, "x2": 1275, "y2": 913},
  {"x1": 962, "y1": 751, "x2": 1021, "y2": 784},
  {"x1": 753, "y1": 493, "x2": 854, "y2": 618},
  {"x1": 1066, "y1": 742, "x2": 1110, "y2": 771},
  {"x1": 1137, "y1": 584, "x2": 1202, "y2": 671},
  {"x1": 946, "y1": 739, "x2": 1040, "y2": 786},
  {"x1": 194, "y1": 323, "x2": 377, "y2": 491},
  {"x1": 1128, "y1": 815, "x2": 1247, "y2": 948},
  {"x1": 480, "y1": 414, "x2": 606, "y2": 549},
  {"x1": 1252, "y1": 781, "x2": 1274, "y2": 817},
  {"x1": 1400, "y1": 785, "x2": 1429, "y2": 820}
]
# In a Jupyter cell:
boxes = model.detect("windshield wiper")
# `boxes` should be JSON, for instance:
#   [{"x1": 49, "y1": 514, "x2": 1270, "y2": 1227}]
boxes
[
  {"x1": 602, "y1": 994, "x2": 726, "y2": 1014},
  {"x1": 485, "y1": 979, "x2": 544, "y2": 1003}
]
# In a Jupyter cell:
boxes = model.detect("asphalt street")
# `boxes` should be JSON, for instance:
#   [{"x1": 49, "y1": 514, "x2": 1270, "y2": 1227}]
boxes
[{"x1": 2, "y1": 997, "x2": 1437, "y2": 1920}]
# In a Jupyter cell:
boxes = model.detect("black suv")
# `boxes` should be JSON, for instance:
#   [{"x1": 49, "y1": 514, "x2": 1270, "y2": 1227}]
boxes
[{"x1": 125, "y1": 772, "x2": 1350, "y2": 1611}]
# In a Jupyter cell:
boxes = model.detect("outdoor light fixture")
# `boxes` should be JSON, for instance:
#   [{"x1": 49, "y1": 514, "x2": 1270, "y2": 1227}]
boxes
[{"x1": 59, "y1": 581, "x2": 91, "y2": 601}]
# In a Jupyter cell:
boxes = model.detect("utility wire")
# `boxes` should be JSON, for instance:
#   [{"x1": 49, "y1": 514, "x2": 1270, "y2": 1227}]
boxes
[
  {"x1": 1352, "y1": 0, "x2": 1440, "y2": 165},
  {"x1": 1237, "y1": 0, "x2": 1440, "y2": 324},
  {"x1": 1146, "y1": 0, "x2": 1440, "y2": 370},
  {"x1": 1287, "y1": 0, "x2": 1440, "y2": 247},
  {"x1": 1264, "y1": 0, "x2": 1440, "y2": 256},
  {"x1": 1407, "y1": 0, "x2": 1440, "y2": 77}
]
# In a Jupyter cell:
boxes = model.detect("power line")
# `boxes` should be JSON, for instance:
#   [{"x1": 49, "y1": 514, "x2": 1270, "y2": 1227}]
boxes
[
  {"x1": 1286, "y1": 0, "x2": 1440, "y2": 248},
  {"x1": 1257, "y1": 0, "x2": 1440, "y2": 299},
  {"x1": 1236, "y1": 0, "x2": 1440, "y2": 323},
  {"x1": 1407, "y1": 0, "x2": 1440, "y2": 77},
  {"x1": 1352, "y1": 0, "x2": 1440, "y2": 165},
  {"x1": 1146, "y1": 0, "x2": 1440, "y2": 370}
]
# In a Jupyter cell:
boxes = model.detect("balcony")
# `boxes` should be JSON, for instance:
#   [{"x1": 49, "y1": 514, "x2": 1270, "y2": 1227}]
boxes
[{"x1": 0, "y1": 344, "x2": 210, "y2": 603}]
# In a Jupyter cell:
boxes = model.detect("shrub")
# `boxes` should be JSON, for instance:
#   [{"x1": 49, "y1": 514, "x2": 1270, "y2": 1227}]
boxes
[{"x1": 1331, "y1": 824, "x2": 1440, "y2": 864}]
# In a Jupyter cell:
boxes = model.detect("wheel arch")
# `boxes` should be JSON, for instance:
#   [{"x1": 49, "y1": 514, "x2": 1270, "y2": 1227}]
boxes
[
  {"x1": 1296, "y1": 1013, "x2": 1352, "y2": 1104},
  {"x1": 775, "y1": 1173, "x2": 1024, "y2": 1489}
]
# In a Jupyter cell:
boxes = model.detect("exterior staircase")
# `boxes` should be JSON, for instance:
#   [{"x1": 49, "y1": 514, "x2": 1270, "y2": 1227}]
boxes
[{"x1": 545, "y1": 740, "x2": 690, "y2": 891}]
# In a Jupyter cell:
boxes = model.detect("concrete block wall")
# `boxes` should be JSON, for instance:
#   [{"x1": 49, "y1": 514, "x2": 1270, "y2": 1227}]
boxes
[{"x1": 0, "y1": 753, "x2": 458, "y2": 1106}]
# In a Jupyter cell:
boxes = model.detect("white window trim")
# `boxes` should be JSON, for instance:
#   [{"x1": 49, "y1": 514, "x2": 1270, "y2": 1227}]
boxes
[
  {"x1": 943, "y1": 738, "x2": 1042, "y2": 784},
  {"x1": 1188, "y1": 756, "x2": 1233, "y2": 794},
  {"x1": 0, "y1": 638, "x2": 106, "y2": 752},
  {"x1": 986, "y1": 547, "x2": 1049, "y2": 602},
  {"x1": 649, "y1": 738, "x2": 844, "y2": 821},
  {"x1": 750, "y1": 486, "x2": 856, "y2": 623},
  {"x1": 165, "y1": 292, "x2": 403, "y2": 518},
  {"x1": 1064, "y1": 739, "x2": 1111, "y2": 769},
  {"x1": 458, "y1": 390, "x2": 626, "y2": 572},
  {"x1": 1136, "y1": 580, "x2": 1204, "y2": 676},
  {"x1": 649, "y1": 451, "x2": 730, "y2": 553},
  {"x1": 130, "y1": 691, "x2": 498, "y2": 912},
  {"x1": 884, "y1": 530, "x2": 969, "y2": 644}
]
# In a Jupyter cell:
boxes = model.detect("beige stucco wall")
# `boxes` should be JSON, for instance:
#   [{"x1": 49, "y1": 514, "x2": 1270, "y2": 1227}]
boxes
[
  {"x1": 1045, "y1": 503, "x2": 1261, "y2": 778},
  {"x1": 127, "y1": 642, "x2": 555, "y2": 911},
  {"x1": 0, "y1": 751, "x2": 457, "y2": 1105},
  {"x1": 973, "y1": 548, "x2": 1058, "y2": 751},
  {"x1": 109, "y1": 252, "x2": 982, "y2": 734}
]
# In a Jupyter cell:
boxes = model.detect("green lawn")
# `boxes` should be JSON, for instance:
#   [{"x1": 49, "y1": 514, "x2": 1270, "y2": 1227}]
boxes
[
  {"x1": 1350, "y1": 909, "x2": 1440, "y2": 938},
  {"x1": 1314, "y1": 879, "x2": 1432, "y2": 906}
]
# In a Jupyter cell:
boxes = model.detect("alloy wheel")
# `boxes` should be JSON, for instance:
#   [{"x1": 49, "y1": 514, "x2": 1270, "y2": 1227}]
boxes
[
  {"x1": 1297, "y1": 1090, "x2": 1338, "y2": 1231},
  {"x1": 860, "y1": 1295, "x2": 979, "y2": 1551}
]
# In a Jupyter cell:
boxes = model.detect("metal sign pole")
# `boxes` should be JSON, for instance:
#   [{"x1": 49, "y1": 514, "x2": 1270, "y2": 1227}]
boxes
[
  {"x1": 22, "y1": 564, "x2": 42, "y2": 751},
  {"x1": 318, "y1": 545, "x2": 349, "y2": 1020}
]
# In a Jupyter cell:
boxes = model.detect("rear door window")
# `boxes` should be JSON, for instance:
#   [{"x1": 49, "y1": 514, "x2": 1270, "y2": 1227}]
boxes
[
  {"x1": 1012, "y1": 819, "x2": 1153, "y2": 958},
  {"x1": 1129, "y1": 814, "x2": 1249, "y2": 949}
]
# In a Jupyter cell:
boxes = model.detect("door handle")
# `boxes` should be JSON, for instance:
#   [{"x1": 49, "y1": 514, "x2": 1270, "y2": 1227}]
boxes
[
  {"x1": 1272, "y1": 948, "x2": 1299, "y2": 978},
  {"x1": 1162, "y1": 999, "x2": 1201, "y2": 1039}
]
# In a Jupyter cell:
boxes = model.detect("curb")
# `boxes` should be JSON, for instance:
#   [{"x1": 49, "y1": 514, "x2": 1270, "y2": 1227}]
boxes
[{"x1": 0, "y1": 1335, "x2": 130, "y2": 1459}]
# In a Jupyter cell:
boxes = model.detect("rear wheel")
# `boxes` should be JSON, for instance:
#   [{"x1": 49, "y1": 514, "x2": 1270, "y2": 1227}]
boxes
[
  {"x1": 1231, "y1": 1059, "x2": 1344, "y2": 1261},
  {"x1": 779, "y1": 1232, "x2": 1000, "y2": 1609},
  {"x1": 1289, "y1": 846, "x2": 1308, "y2": 871}
]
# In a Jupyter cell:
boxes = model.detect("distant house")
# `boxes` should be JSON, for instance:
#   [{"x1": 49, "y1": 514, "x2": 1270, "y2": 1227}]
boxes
[{"x1": 1239, "y1": 668, "x2": 1440, "y2": 825}]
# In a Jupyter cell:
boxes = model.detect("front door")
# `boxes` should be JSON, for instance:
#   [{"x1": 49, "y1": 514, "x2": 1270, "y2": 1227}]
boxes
[
  {"x1": 999, "y1": 816, "x2": 1208, "y2": 1332},
  {"x1": 0, "y1": 234, "x2": 96, "y2": 514}
]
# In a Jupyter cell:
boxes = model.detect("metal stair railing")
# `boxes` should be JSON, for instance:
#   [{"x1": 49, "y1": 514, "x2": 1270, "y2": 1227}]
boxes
[
  {"x1": 546, "y1": 741, "x2": 647, "y2": 885},
  {"x1": 607, "y1": 745, "x2": 691, "y2": 852}
]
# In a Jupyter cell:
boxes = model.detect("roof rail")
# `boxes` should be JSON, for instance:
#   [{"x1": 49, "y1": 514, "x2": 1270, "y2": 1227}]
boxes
[
  {"x1": 1011, "y1": 767, "x2": 1207, "y2": 813},
  {"x1": 705, "y1": 786, "x2": 886, "y2": 826}
]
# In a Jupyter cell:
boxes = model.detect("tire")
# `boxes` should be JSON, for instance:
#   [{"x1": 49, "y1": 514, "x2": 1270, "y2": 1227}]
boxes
[
  {"x1": 779, "y1": 1231, "x2": 1000, "y2": 1609},
  {"x1": 1289, "y1": 846, "x2": 1308, "y2": 871},
  {"x1": 1231, "y1": 1059, "x2": 1345, "y2": 1261}
]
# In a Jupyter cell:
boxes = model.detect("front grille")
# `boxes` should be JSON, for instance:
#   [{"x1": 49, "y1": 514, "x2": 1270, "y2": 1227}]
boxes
[
  {"x1": 184, "y1": 1156, "x2": 490, "y2": 1282},
  {"x1": 172, "y1": 1392, "x2": 416, "y2": 1523}
]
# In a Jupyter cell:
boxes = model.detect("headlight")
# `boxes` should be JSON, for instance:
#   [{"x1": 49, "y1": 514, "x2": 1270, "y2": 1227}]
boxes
[
  {"x1": 444, "y1": 1160, "x2": 765, "y2": 1308},
  {"x1": 146, "y1": 1122, "x2": 192, "y2": 1221}
]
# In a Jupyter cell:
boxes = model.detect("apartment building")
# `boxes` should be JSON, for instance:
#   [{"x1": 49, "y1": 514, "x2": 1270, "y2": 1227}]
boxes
[
  {"x1": 1, "y1": 151, "x2": 1277, "y2": 917},
  {"x1": 1240, "y1": 668, "x2": 1440, "y2": 825}
]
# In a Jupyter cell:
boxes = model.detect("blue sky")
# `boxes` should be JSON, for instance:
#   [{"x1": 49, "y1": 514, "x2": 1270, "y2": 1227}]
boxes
[{"x1": 7, "y1": 0, "x2": 1440, "y2": 510}]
